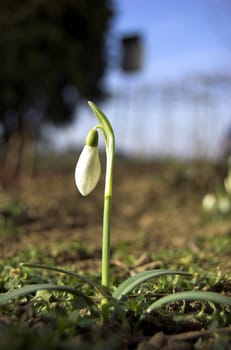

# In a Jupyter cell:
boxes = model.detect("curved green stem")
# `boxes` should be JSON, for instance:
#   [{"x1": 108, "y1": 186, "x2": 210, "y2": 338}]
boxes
[{"x1": 88, "y1": 101, "x2": 115, "y2": 288}]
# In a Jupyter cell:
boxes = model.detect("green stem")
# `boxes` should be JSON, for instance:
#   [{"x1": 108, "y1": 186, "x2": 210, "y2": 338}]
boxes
[
  {"x1": 88, "y1": 102, "x2": 115, "y2": 289},
  {"x1": 101, "y1": 127, "x2": 115, "y2": 287},
  {"x1": 102, "y1": 194, "x2": 112, "y2": 287},
  {"x1": 101, "y1": 151, "x2": 114, "y2": 318},
  {"x1": 101, "y1": 149, "x2": 114, "y2": 287}
]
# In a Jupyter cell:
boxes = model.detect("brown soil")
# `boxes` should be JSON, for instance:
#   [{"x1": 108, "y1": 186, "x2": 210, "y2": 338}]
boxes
[
  {"x1": 0, "y1": 158, "x2": 230, "y2": 267},
  {"x1": 1, "y1": 158, "x2": 231, "y2": 350}
]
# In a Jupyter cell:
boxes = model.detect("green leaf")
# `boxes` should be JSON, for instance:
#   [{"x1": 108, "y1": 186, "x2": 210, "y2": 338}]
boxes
[
  {"x1": 20, "y1": 263, "x2": 108, "y2": 298},
  {"x1": 0, "y1": 283, "x2": 83, "y2": 305},
  {"x1": 145, "y1": 291, "x2": 231, "y2": 313},
  {"x1": 113, "y1": 269, "x2": 191, "y2": 300},
  {"x1": 19, "y1": 263, "x2": 130, "y2": 321}
]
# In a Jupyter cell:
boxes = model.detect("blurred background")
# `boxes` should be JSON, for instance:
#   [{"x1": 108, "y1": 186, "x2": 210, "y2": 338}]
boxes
[{"x1": 1, "y1": 0, "x2": 231, "y2": 182}]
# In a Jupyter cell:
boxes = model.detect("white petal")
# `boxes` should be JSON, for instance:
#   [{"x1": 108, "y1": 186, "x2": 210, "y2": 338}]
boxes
[{"x1": 75, "y1": 145, "x2": 101, "y2": 196}]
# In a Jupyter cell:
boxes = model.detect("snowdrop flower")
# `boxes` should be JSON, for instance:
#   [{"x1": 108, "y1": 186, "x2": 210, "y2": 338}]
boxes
[
  {"x1": 75, "y1": 129, "x2": 101, "y2": 196},
  {"x1": 218, "y1": 196, "x2": 230, "y2": 214},
  {"x1": 224, "y1": 156, "x2": 231, "y2": 194},
  {"x1": 224, "y1": 172, "x2": 231, "y2": 195},
  {"x1": 202, "y1": 193, "x2": 216, "y2": 212}
]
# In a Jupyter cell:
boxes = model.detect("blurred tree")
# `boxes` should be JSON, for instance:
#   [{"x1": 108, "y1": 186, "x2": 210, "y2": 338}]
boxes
[
  {"x1": 0, "y1": 0, "x2": 113, "y2": 125},
  {"x1": 0, "y1": 0, "x2": 113, "y2": 181}
]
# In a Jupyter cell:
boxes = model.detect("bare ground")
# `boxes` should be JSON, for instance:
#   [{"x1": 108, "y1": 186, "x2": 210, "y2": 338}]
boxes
[{"x1": 0, "y1": 158, "x2": 230, "y2": 263}]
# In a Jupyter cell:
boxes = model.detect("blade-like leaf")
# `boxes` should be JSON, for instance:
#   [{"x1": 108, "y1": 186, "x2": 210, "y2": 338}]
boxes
[
  {"x1": 0, "y1": 283, "x2": 84, "y2": 305},
  {"x1": 113, "y1": 269, "x2": 191, "y2": 300},
  {"x1": 145, "y1": 291, "x2": 231, "y2": 313},
  {"x1": 19, "y1": 265, "x2": 129, "y2": 325},
  {"x1": 20, "y1": 263, "x2": 108, "y2": 298},
  {"x1": 19, "y1": 264, "x2": 129, "y2": 319}
]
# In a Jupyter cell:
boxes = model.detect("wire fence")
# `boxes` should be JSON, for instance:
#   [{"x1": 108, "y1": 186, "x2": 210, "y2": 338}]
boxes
[{"x1": 105, "y1": 75, "x2": 231, "y2": 159}]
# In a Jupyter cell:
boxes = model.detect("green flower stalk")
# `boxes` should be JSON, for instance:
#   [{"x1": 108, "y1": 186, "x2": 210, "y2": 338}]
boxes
[{"x1": 75, "y1": 101, "x2": 115, "y2": 289}]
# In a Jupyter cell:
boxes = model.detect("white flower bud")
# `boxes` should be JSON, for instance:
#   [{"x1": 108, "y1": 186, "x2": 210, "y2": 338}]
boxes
[
  {"x1": 75, "y1": 129, "x2": 101, "y2": 196},
  {"x1": 218, "y1": 196, "x2": 230, "y2": 214},
  {"x1": 202, "y1": 193, "x2": 216, "y2": 212},
  {"x1": 75, "y1": 145, "x2": 101, "y2": 196}
]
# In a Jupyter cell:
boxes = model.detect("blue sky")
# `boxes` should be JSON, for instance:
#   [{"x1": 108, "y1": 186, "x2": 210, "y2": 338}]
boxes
[
  {"x1": 55, "y1": 0, "x2": 231, "y2": 158},
  {"x1": 108, "y1": 0, "x2": 231, "y2": 83}
]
